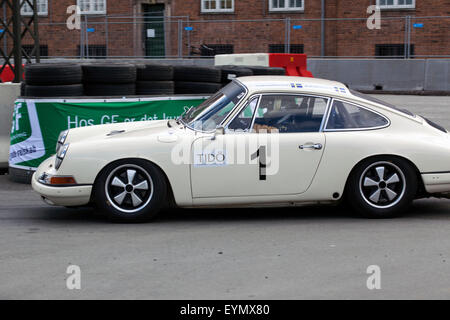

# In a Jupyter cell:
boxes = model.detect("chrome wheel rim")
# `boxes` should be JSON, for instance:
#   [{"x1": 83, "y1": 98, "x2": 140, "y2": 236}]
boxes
[
  {"x1": 105, "y1": 164, "x2": 154, "y2": 214},
  {"x1": 359, "y1": 161, "x2": 406, "y2": 209}
]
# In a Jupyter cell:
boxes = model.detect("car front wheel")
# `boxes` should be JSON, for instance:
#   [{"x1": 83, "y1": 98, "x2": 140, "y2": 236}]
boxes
[
  {"x1": 346, "y1": 157, "x2": 418, "y2": 218},
  {"x1": 94, "y1": 159, "x2": 167, "y2": 222}
]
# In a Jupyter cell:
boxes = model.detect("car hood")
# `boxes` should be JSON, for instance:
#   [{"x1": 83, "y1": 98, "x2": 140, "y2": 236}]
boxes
[{"x1": 65, "y1": 120, "x2": 175, "y2": 144}]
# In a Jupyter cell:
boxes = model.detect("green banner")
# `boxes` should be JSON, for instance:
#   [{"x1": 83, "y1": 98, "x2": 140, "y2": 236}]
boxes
[{"x1": 9, "y1": 97, "x2": 206, "y2": 169}]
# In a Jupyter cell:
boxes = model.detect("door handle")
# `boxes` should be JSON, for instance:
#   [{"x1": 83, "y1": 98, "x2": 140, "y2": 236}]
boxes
[{"x1": 299, "y1": 143, "x2": 323, "y2": 150}]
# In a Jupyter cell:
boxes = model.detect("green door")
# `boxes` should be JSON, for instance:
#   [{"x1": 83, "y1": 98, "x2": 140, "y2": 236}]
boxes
[{"x1": 143, "y1": 4, "x2": 165, "y2": 58}]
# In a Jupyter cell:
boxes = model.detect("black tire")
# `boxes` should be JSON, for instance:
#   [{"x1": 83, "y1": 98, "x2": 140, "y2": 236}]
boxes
[
  {"x1": 175, "y1": 81, "x2": 222, "y2": 94},
  {"x1": 25, "y1": 63, "x2": 82, "y2": 86},
  {"x1": 24, "y1": 84, "x2": 84, "y2": 97},
  {"x1": 217, "y1": 65, "x2": 253, "y2": 83},
  {"x1": 173, "y1": 66, "x2": 222, "y2": 83},
  {"x1": 93, "y1": 159, "x2": 167, "y2": 222},
  {"x1": 84, "y1": 83, "x2": 136, "y2": 96},
  {"x1": 345, "y1": 157, "x2": 418, "y2": 218},
  {"x1": 136, "y1": 64, "x2": 174, "y2": 81},
  {"x1": 8, "y1": 166, "x2": 34, "y2": 184},
  {"x1": 82, "y1": 64, "x2": 137, "y2": 84},
  {"x1": 245, "y1": 66, "x2": 286, "y2": 76},
  {"x1": 136, "y1": 81, "x2": 174, "y2": 95}
]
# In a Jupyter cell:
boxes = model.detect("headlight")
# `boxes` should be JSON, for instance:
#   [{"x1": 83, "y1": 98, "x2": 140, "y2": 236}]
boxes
[
  {"x1": 56, "y1": 130, "x2": 69, "y2": 153},
  {"x1": 55, "y1": 144, "x2": 69, "y2": 170}
]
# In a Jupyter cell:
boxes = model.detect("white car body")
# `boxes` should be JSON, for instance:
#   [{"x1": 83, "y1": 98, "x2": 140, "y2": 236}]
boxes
[{"x1": 32, "y1": 76, "x2": 450, "y2": 215}]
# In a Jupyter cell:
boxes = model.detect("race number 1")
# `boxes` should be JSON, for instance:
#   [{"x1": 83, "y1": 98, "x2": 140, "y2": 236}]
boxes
[{"x1": 251, "y1": 146, "x2": 267, "y2": 181}]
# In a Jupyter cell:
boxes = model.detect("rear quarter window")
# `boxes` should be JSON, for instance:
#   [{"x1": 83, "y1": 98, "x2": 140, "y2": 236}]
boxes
[{"x1": 326, "y1": 100, "x2": 389, "y2": 130}]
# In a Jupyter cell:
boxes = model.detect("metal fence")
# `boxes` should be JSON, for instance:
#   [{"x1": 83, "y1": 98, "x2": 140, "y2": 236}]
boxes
[{"x1": 6, "y1": 14, "x2": 450, "y2": 60}]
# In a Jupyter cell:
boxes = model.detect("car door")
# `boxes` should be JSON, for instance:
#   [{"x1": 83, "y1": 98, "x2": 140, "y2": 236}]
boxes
[{"x1": 190, "y1": 94, "x2": 330, "y2": 198}]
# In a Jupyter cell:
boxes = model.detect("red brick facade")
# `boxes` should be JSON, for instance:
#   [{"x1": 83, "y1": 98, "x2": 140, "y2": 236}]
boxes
[
  {"x1": 1, "y1": 0, "x2": 449, "y2": 58},
  {"x1": 1, "y1": 0, "x2": 157, "y2": 58},
  {"x1": 169, "y1": 0, "x2": 450, "y2": 58}
]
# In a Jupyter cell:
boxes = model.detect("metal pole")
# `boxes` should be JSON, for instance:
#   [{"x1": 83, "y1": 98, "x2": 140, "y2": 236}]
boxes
[
  {"x1": 321, "y1": 0, "x2": 325, "y2": 57},
  {"x1": 2, "y1": 2, "x2": 7, "y2": 57},
  {"x1": 407, "y1": 16, "x2": 411, "y2": 59},
  {"x1": 284, "y1": 18, "x2": 288, "y2": 53},
  {"x1": 404, "y1": 16, "x2": 408, "y2": 59},
  {"x1": 163, "y1": 14, "x2": 169, "y2": 58},
  {"x1": 80, "y1": 11, "x2": 84, "y2": 58},
  {"x1": 85, "y1": 15, "x2": 89, "y2": 59},
  {"x1": 177, "y1": 19, "x2": 182, "y2": 58},
  {"x1": 105, "y1": 15, "x2": 108, "y2": 58},
  {"x1": 132, "y1": 8, "x2": 137, "y2": 57},
  {"x1": 12, "y1": 0, "x2": 22, "y2": 82},
  {"x1": 33, "y1": 0, "x2": 40, "y2": 62},
  {"x1": 287, "y1": 17, "x2": 291, "y2": 54},
  {"x1": 187, "y1": 17, "x2": 190, "y2": 57}
]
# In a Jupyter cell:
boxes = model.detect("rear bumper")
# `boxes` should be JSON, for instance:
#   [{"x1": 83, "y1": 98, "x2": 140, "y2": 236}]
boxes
[
  {"x1": 31, "y1": 172, "x2": 92, "y2": 206},
  {"x1": 422, "y1": 172, "x2": 450, "y2": 193}
]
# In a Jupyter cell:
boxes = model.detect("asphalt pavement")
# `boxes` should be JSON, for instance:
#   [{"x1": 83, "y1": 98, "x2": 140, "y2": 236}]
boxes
[{"x1": 0, "y1": 95, "x2": 449, "y2": 300}]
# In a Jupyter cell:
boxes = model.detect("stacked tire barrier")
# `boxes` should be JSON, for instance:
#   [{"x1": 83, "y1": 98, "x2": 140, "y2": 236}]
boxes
[
  {"x1": 20, "y1": 62, "x2": 287, "y2": 98},
  {"x1": 174, "y1": 66, "x2": 222, "y2": 94},
  {"x1": 136, "y1": 64, "x2": 174, "y2": 95},
  {"x1": 23, "y1": 64, "x2": 83, "y2": 97},
  {"x1": 82, "y1": 64, "x2": 137, "y2": 96}
]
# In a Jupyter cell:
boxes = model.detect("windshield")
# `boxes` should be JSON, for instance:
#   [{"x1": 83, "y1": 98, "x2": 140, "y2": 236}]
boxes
[
  {"x1": 350, "y1": 89, "x2": 415, "y2": 117},
  {"x1": 181, "y1": 82, "x2": 246, "y2": 132}
]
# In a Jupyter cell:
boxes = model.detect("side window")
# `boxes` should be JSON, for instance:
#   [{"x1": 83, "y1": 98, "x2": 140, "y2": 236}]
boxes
[
  {"x1": 228, "y1": 97, "x2": 259, "y2": 131},
  {"x1": 326, "y1": 100, "x2": 389, "y2": 130},
  {"x1": 251, "y1": 95, "x2": 328, "y2": 133}
]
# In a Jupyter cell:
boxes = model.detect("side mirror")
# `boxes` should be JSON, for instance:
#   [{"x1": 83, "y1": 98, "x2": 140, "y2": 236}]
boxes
[
  {"x1": 211, "y1": 126, "x2": 225, "y2": 140},
  {"x1": 216, "y1": 126, "x2": 225, "y2": 135}
]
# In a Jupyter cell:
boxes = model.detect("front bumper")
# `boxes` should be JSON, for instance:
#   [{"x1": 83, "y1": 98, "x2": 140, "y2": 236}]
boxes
[
  {"x1": 32, "y1": 174, "x2": 93, "y2": 206},
  {"x1": 31, "y1": 156, "x2": 93, "y2": 207}
]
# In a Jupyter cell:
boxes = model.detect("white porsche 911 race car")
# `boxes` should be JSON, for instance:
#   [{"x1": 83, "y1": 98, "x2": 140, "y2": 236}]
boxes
[{"x1": 32, "y1": 76, "x2": 450, "y2": 221}]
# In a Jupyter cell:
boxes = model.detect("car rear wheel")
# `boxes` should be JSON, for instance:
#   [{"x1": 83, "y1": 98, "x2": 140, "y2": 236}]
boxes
[
  {"x1": 346, "y1": 157, "x2": 417, "y2": 218},
  {"x1": 94, "y1": 159, "x2": 167, "y2": 222}
]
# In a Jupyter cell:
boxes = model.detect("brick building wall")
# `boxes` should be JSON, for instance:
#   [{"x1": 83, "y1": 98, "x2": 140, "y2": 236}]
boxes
[
  {"x1": 168, "y1": 0, "x2": 450, "y2": 58},
  {"x1": 1, "y1": 0, "x2": 164, "y2": 58},
  {"x1": 1, "y1": 0, "x2": 449, "y2": 58}
]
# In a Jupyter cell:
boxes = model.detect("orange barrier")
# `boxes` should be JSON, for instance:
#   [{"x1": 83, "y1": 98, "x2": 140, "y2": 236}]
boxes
[{"x1": 268, "y1": 53, "x2": 313, "y2": 77}]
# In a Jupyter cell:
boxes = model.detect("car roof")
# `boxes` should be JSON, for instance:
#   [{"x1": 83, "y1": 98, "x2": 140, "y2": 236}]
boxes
[{"x1": 236, "y1": 76, "x2": 351, "y2": 97}]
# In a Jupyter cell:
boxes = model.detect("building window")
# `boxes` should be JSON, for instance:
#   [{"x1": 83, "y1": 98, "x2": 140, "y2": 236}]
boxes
[
  {"x1": 375, "y1": 44, "x2": 414, "y2": 58},
  {"x1": 78, "y1": 45, "x2": 107, "y2": 58},
  {"x1": 377, "y1": 0, "x2": 415, "y2": 9},
  {"x1": 201, "y1": 0, "x2": 234, "y2": 13},
  {"x1": 269, "y1": 0, "x2": 304, "y2": 12},
  {"x1": 21, "y1": 0, "x2": 48, "y2": 16},
  {"x1": 269, "y1": 44, "x2": 304, "y2": 53},
  {"x1": 77, "y1": 0, "x2": 107, "y2": 15},
  {"x1": 23, "y1": 44, "x2": 48, "y2": 58}
]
